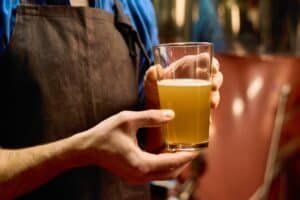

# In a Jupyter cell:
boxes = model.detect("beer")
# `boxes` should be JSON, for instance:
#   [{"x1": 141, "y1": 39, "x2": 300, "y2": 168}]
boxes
[{"x1": 157, "y1": 79, "x2": 211, "y2": 150}]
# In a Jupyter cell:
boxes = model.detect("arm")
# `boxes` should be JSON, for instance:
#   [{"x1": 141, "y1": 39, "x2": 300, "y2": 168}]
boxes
[
  {"x1": 0, "y1": 109, "x2": 198, "y2": 199},
  {"x1": 0, "y1": 133, "x2": 87, "y2": 199}
]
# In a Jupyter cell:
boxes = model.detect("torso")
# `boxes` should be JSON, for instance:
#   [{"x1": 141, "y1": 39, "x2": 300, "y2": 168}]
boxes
[{"x1": 2, "y1": 1, "x2": 149, "y2": 199}]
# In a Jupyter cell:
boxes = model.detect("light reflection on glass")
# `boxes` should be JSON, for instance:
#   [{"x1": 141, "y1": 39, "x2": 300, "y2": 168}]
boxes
[
  {"x1": 247, "y1": 76, "x2": 264, "y2": 99},
  {"x1": 232, "y1": 97, "x2": 244, "y2": 117}
]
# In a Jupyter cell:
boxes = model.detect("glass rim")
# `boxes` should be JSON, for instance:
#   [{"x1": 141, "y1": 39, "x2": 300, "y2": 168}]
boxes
[{"x1": 153, "y1": 42, "x2": 213, "y2": 49}]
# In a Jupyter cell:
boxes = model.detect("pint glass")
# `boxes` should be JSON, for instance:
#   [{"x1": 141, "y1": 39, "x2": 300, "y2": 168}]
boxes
[{"x1": 154, "y1": 42, "x2": 213, "y2": 151}]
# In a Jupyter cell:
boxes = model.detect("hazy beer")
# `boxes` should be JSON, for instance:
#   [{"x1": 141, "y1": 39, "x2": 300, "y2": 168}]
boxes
[
  {"x1": 158, "y1": 79, "x2": 211, "y2": 150},
  {"x1": 154, "y1": 42, "x2": 213, "y2": 151}
]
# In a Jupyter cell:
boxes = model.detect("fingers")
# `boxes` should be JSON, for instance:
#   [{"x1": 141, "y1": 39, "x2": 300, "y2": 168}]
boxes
[
  {"x1": 154, "y1": 55, "x2": 221, "y2": 83},
  {"x1": 148, "y1": 152, "x2": 207, "y2": 182},
  {"x1": 147, "y1": 162, "x2": 191, "y2": 181},
  {"x1": 144, "y1": 65, "x2": 158, "y2": 82},
  {"x1": 144, "y1": 65, "x2": 161, "y2": 109},
  {"x1": 211, "y1": 71, "x2": 223, "y2": 91},
  {"x1": 117, "y1": 110, "x2": 175, "y2": 130},
  {"x1": 212, "y1": 57, "x2": 220, "y2": 73},
  {"x1": 145, "y1": 64, "x2": 164, "y2": 82},
  {"x1": 177, "y1": 154, "x2": 207, "y2": 183},
  {"x1": 196, "y1": 67, "x2": 210, "y2": 79},
  {"x1": 211, "y1": 57, "x2": 223, "y2": 89},
  {"x1": 142, "y1": 151, "x2": 199, "y2": 172},
  {"x1": 131, "y1": 151, "x2": 201, "y2": 182},
  {"x1": 163, "y1": 54, "x2": 211, "y2": 79},
  {"x1": 177, "y1": 53, "x2": 210, "y2": 68},
  {"x1": 210, "y1": 58, "x2": 222, "y2": 108},
  {"x1": 211, "y1": 91, "x2": 220, "y2": 108},
  {"x1": 135, "y1": 110, "x2": 175, "y2": 128}
]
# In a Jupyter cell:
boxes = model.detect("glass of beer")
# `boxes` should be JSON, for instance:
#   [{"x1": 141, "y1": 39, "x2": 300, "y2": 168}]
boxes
[{"x1": 154, "y1": 42, "x2": 213, "y2": 152}]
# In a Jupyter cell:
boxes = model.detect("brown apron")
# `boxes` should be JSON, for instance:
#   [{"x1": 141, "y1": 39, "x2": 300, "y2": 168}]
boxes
[{"x1": 2, "y1": 0, "x2": 150, "y2": 199}]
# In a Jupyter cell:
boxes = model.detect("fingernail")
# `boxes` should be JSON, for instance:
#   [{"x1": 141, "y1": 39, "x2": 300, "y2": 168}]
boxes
[{"x1": 162, "y1": 109, "x2": 174, "y2": 119}]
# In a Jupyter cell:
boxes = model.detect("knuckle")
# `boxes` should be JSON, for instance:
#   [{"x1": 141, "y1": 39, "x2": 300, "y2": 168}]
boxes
[
  {"x1": 118, "y1": 111, "x2": 136, "y2": 131},
  {"x1": 150, "y1": 65, "x2": 157, "y2": 71},
  {"x1": 211, "y1": 78, "x2": 218, "y2": 89},
  {"x1": 130, "y1": 157, "x2": 152, "y2": 176},
  {"x1": 218, "y1": 72, "x2": 224, "y2": 84},
  {"x1": 137, "y1": 163, "x2": 151, "y2": 175},
  {"x1": 211, "y1": 92, "x2": 220, "y2": 108},
  {"x1": 118, "y1": 111, "x2": 132, "y2": 123},
  {"x1": 212, "y1": 91, "x2": 219, "y2": 99},
  {"x1": 213, "y1": 58, "x2": 220, "y2": 69},
  {"x1": 212, "y1": 72, "x2": 223, "y2": 89}
]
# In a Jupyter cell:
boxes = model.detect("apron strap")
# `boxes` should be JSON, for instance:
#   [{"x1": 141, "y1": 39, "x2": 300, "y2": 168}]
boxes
[{"x1": 113, "y1": 0, "x2": 152, "y2": 67}]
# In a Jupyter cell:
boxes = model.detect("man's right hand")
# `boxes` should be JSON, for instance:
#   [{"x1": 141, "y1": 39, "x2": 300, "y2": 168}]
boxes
[
  {"x1": 0, "y1": 110, "x2": 198, "y2": 200},
  {"x1": 80, "y1": 109, "x2": 199, "y2": 184}
]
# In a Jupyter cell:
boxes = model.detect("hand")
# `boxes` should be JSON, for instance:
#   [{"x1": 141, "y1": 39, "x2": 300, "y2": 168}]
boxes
[
  {"x1": 81, "y1": 109, "x2": 198, "y2": 184},
  {"x1": 144, "y1": 55, "x2": 223, "y2": 109},
  {"x1": 143, "y1": 55, "x2": 223, "y2": 152},
  {"x1": 0, "y1": 109, "x2": 197, "y2": 199}
]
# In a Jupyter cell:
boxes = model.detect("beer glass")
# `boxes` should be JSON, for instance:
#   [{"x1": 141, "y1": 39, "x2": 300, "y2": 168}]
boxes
[{"x1": 154, "y1": 42, "x2": 213, "y2": 151}]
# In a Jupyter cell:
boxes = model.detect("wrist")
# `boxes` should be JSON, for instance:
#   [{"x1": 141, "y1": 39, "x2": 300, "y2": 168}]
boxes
[{"x1": 58, "y1": 132, "x2": 95, "y2": 169}]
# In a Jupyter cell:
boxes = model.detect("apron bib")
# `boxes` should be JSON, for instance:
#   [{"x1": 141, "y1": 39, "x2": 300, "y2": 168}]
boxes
[{"x1": 2, "y1": 0, "x2": 150, "y2": 199}]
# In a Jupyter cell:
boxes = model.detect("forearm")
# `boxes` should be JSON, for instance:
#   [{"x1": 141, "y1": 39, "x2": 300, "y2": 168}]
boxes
[{"x1": 0, "y1": 132, "x2": 89, "y2": 199}]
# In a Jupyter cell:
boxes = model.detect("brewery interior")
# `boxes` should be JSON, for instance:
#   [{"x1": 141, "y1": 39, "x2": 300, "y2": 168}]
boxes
[
  {"x1": 151, "y1": 0, "x2": 300, "y2": 199},
  {"x1": 1, "y1": 0, "x2": 299, "y2": 200}
]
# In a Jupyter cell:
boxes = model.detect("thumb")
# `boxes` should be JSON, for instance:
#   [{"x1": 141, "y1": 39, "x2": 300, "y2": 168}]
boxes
[{"x1": 133, "y1": 109, "x2": 175, "y2": 129}]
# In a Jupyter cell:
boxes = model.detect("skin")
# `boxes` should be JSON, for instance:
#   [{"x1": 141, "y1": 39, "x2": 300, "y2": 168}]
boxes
[
  {"x1": 0, "y1": 110, "x2": 198, "y2": 199},
  {"x1": 0, "y1": 56, "x2": 222, "y2": 199}
]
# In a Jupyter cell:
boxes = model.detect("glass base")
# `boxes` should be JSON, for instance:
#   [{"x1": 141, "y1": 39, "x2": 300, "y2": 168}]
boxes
[{"x1": 166, "y1": 141, "x2": 208, "y2": 152}]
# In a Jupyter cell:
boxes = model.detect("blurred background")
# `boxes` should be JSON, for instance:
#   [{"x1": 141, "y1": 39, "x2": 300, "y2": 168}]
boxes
[
  {"x1": 151, "y1": 1, "x2": 300, "y2": 200},
  {"x1": 153, "y1": 0, "x2": 300, "y2": 55}
]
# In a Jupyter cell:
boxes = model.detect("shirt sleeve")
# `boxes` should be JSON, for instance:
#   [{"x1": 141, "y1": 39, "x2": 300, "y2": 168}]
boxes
[{"x1": 0, "y1": 0, "x2": 20, "y2": 56}]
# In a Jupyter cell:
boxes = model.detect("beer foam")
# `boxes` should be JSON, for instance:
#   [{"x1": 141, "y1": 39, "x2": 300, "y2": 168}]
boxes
[{"x1": 157, "y1": 79, "x2": 211, "y2": 86}]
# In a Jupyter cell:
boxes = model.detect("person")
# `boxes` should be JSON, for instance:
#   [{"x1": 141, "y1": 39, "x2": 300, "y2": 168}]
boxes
[{"x1": 0, "y1": 0, "x2": 223, "y2": 199}]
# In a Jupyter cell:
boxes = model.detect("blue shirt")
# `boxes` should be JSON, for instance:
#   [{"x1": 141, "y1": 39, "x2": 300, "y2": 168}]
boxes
[
  {"x1": 192, "y1": 0, "x2": 225, "y2": 52},
  {"x1": 0, "y1": 0, "x2": 159, "y2": 105}
]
